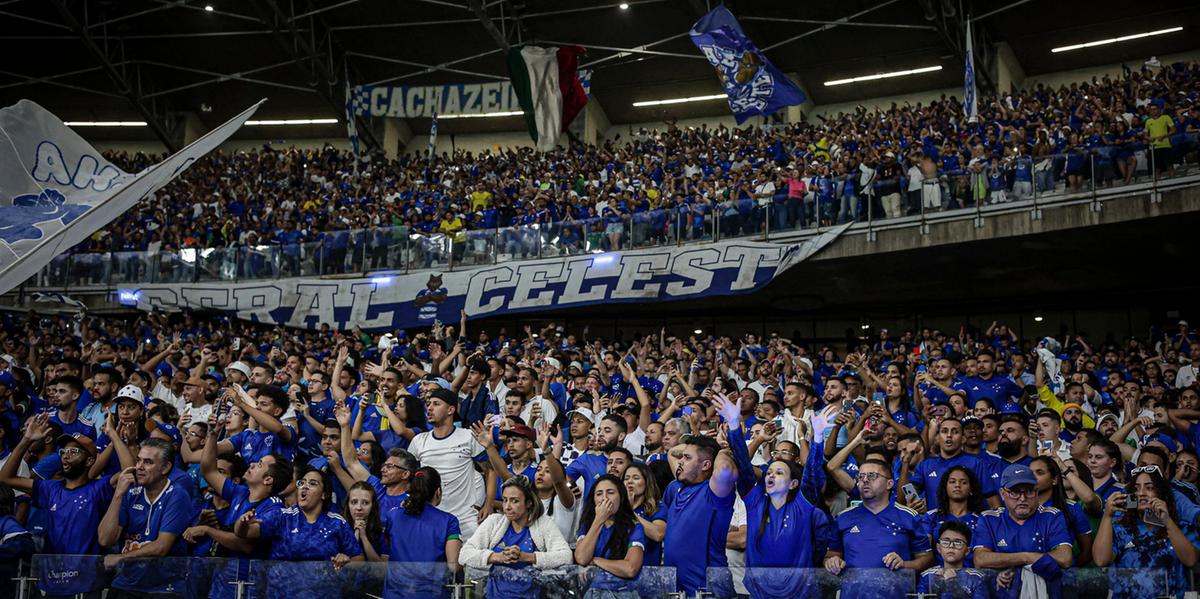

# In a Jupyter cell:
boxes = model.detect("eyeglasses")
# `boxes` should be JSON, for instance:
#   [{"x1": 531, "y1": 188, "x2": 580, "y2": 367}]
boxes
[
  {"x1": 380, "y1": 463, "x2": 410, "y2": 471},
  {"x1": 938, "y1": 538, "x2": 967, "y2": 549},
  {"x1": 1131, "y1": 465, "x2": 1161, "y2": 476},
  {"x1": 355, "y1": 446, "x2": 370, "y2": 455},
  {"x1": 58, "y1": 447, "x2": 83, "y2": 457},
  {"x1": 771, "y1": 449, "x2": 796, "y2": 457},
  {"x1": 295, "y1": 479, "x2": 323, "y2": 489},
  {"x1": 855, "y1": 472, "x2": 887, "y2": 483},
  {"x1": 1003, "y1": 487, "x2": 1038, "y2": 498}
]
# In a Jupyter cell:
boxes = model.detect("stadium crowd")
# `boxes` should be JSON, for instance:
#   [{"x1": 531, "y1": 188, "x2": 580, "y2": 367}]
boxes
[
  {"x1": 74, "y1": 59, "x2": 1200, "y2": 275},
  {"x1": 1, "y1": 309, "x2": 1199, "y2": 598}
]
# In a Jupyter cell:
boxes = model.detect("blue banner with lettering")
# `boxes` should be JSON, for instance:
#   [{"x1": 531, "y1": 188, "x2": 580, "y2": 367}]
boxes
[
  {"x1": 689, "y1": 6, "x2": 806, "y2": 124},
  {"x1": 128, "y1": 227, "x2": 847, "y2": 331}
]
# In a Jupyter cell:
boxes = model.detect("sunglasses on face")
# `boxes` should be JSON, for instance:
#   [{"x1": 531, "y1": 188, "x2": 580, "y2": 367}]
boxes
[
  {"x1": 855, "y1": 472, "x2": 887, "y2": 483},
  {"x1": 1131, "y1": 465, "x2": 1161, "y2": 476}
]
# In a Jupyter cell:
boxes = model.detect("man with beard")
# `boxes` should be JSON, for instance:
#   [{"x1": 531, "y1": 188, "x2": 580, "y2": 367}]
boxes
[
  {"x1": 81, "y1": 366, "x2": 123, "y2": 434},
  {"x1": 988, "y1": 416, "x2": 1034, "y2": 483},
  {"x1": 973, "y1": 464, "x2": 1073, "y2": 599},
  {"x1": 903, "y1": 418, "x2": 998, "y2": 511},
  {"x1": 1061, "y1": 403, "x2": 1087, "y2": 439},
  {"x1": 779, "y1": 381, "x2": 817, "y2": 446},
  {"x1": 664, "y1": 432, "x2": 738, "y2": 596},
  {"x1": 48, "y1": 376, "x2": 96, "y2": 440},
  {"x1": 99, "y1": 438, "x2": 193, "y2": 594},
  {"x1": 1036, "y1": 360, "x2": 1097, "y2": 428},
  {"x1": 566, "y1": 413, "x2": 626, "y2": 495},
  {"x1": 961, "y1": 350, "x2": 1024, "y2": 406},
  {"x1": 1, "y1": 414, "x2": 115, "y2": 596},
  {"x1": 643, "y1": 421, "x2": 666, "y2": 463}
]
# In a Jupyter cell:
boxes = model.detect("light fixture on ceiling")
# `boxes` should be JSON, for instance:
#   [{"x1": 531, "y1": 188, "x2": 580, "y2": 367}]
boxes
[
  {"x1": 63, "y1": 121, "x2": 147, "y2": 127},
  {"x1": 1051, "y1": 26, "x2": 1183, "y2": 53},
  {"x1": 632, "y1": 93, "x2": 726, "y2": 107},
  {"x1": 824, "y1": 65, "x2": 943, "y2": 87},
  {"x1": 619, "y1": 2, "x2": 629, "y2": 9},
  {"x1": 1034, "y1": 315, "x2": 1044, "y2": 322},
  {"x1": 436, "y1": 110, "x2": 524, "y2": 120},
  {"x1": 204, "y1": 4, "x2": 214, "y2": 11},
  {"x1": 244, "y1": 118, "x2": 339, "y2": 125},
  {"x1": 693, "y1": 329, "x2": 703, "y2": 335}
]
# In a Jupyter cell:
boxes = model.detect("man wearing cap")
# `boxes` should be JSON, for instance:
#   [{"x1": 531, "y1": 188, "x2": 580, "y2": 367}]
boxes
[
  {"x1": 99, "y1": 437, "x2": 194, "y2": 593},
  {"x1": 562, "y1": 406, "x2": 595, "y2": 467},
  {"x1": 92, "y1": 384, "x2": 150, "y2": 477},
  {"x1": 474, "y1": 423, "x2": 539, "y2": 503},
  {"x1": 407, "y1": 388, "x2": 490, "y2": 540},
  {"x1": 225, "y1": 361, "x2": 252, "y2": 388},
  {"x1": 973, "y1": 464, "x2": 1073, "y2": 599},
  {"x1": 0, "y1": 414, "x2": 114, "y2": 596}
]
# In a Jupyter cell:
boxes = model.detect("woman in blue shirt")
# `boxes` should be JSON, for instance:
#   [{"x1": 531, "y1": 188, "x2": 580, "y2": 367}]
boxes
[
  {"x1": 575, "y1": 474, "x2": 645, "y2": 598},
  {"x1": 1094, "y1": 466, "x2": 1198, "y2": 599},
  {"x1": 237, "y1": 465, "x2": 363, "y2": 599},
  {"x1": 920, "y1": 466, "x2": 986, "y2": 566},
  {"x1": 718, "y1": 395, "x2": 833, "y2": 599},
  {"x1": 623, "y1": 462, "x2": 666, "y2": 567},
  {"x1": 343, "y1": 480, "x2": 386, "y2": 561},
  {"x1": 381, "y1": 467, "x2": 463, "y2": 599}
]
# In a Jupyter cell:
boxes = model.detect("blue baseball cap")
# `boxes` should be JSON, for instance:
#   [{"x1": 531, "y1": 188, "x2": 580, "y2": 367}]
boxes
[
  {"x1": 1001, "y1": 464, "x2": 1037, "y2": 490},
  {"x1": 149, "y1": 420, "x2": 183, "y2": 447}
]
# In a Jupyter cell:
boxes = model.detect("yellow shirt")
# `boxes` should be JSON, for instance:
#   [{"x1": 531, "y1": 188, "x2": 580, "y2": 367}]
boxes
[
  {"x1": 469, "y1": 190, "x2": 492, "y2": 211},
  {"x1": 1038, "y1": 385, "x2": 1096, "y2": 429},
  {"x1": 1145, "y1": 115, "x2": 1174, "y2": 149},
  {"x1": 439, "y1": 217, "x2": 464, "y2": 235}
]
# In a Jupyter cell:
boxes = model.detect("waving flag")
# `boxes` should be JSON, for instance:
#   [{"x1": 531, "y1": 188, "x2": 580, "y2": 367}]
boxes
[
  {"x1": 507, "y1": 45, "x2": 588, "y2": 152},
  {"x1": 0, "y1": 99, "x2": 264, "y2": 295},
  {"x1": 344, "y1": 80, "x2": 360, "y2": 159},
  {"x1": 689, "y1": 6, "x2": 806, "y2": 124},
  {"x1": 428, "y1": 109, "x2": 438, "y2": 162},
  {"x1": 964, "y1": 20, "x2": 978, "y2": 123}
]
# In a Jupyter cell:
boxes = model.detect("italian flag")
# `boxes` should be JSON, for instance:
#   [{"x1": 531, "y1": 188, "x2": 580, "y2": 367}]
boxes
[{"x1": 507, "y1": 45, "x2": 588, "y2": 152}]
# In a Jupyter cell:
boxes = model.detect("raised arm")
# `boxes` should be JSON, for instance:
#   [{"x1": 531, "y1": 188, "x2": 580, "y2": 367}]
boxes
[
  {"x1": 336, "y1": 401, "x2": 372, "y2": 482},
  {"x1": 234, "y1": 385, "x2": 291, "y2": 442},
  {"x1": 329, "y1": 345, "x2": 350, "y2": 402},
  {"x1": 97, "y1": 467, "x2": 135, "y2": 547},
  {"x1": 0, "y1": 414, "x2": 51, "y2": 493}
]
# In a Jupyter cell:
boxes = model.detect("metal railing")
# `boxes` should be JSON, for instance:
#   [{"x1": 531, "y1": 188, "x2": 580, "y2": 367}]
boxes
[{"x1": 27, "y1": 137, "x2": 1200, "y2": 291}]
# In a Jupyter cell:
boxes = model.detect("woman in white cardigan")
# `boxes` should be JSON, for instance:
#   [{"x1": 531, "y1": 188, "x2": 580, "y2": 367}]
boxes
[{"x1": 460, "y1": 475, "x2": 574, "y2": 598}]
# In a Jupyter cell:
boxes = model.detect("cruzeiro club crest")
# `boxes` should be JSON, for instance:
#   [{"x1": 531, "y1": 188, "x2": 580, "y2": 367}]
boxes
[
  {"x1": 0, "y1": 189, "x2": 90, "y2": 245},
  {"x1": 698, "y1": 44, "x2": 775, "y2": 113}
]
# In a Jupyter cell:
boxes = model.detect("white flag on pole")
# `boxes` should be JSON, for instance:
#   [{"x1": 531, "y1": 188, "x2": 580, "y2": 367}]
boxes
[{"x1": 0, "y1": 99, "x2": 265, "y2": 294}]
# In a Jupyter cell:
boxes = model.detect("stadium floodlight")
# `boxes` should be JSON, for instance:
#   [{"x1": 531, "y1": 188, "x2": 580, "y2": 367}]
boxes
[
  {"x1": 632, "y1": 93, "x2": 727, "y2": 107},
  {"x1": 63, "y1": 121, "x2": 147, "y2": 127},
  {"x1": 204, "y1": 4, "x2": 214, "y2": 11},
  {"x1": 436, "y1": 110, "x2": 525, "y2": 120},
  {"x1": 824, "y1": 65, "x2": 942, "y2": 87},
  {"x1": 244, "y1": 118, "x2": 339, "y2": 125},
  {"x1": 1034, "y1": 315, "x2": 1044, "y2": 322},
  {"x1": 619, "y1": 3, "x2": 629, "y2": 9},
  {"x1": 1050, "y1": 26, "x2": 1182, "y2": 53}
]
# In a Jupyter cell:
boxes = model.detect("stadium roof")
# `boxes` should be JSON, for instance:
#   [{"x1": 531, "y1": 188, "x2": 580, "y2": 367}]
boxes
[{"x1": 2, "y1": 0, "x2": 1197, "y2": 149}]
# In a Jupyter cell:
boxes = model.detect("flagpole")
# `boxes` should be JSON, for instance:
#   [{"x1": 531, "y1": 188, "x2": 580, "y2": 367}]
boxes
[{"x1": 964, "y1": 18, "x2": 978, "y2": 124}]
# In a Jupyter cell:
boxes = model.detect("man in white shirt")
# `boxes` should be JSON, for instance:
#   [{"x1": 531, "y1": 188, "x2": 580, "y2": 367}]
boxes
[
  {"x1": 406, "y1": 388, "x2": 489, "y2": 541},
  {"x1": 1177, "y1": 346, "x2": 1200, "y2": 389}
]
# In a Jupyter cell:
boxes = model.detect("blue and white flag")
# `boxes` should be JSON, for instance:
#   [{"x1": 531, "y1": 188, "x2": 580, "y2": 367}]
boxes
[
  {"x1": 964, "y1": 20, "x2": 978, "y2": 123},
  {"x1": 344, "y1": 81, "x2": 360, "y2": 158},
  {"x1": 689, "y1": 6, "x2": 806, "y2": 124},
  {"x1": 428, "y1": 109, "x2": 438, "y2": 162},
  {"x1": 0, "y1": 99, "x2": 264, "y2": 295}
]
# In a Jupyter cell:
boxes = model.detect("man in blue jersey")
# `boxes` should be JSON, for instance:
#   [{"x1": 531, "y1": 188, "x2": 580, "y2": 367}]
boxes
[
  {"x1": 973, "y1": 464, "x2": 1073, "y2": 599},
  {"x1": 565, "y1": 413, "x2": 626, "y2": 496},
  {"x1": 825, "y1": 458, "x2": 933, "y2": 599},
  {"x1": 98, "y1": 438, "x2": 194, "y2": 595},
  {"x1": 216, "y1": 385, "x2": 297, "y2": 463},
  {"x1": 902, "y1": 418, "x2": 998, "y2": 510},
  {"x1": 0, "y1": 414, "x2": 114, "y2": 597},
  {"x1": 48, "y1": 376, "x2": 96, "y2": 440},
  {"x1": 662, "y1": 431, "x2": 738, "y2": 595},
  {"x1": 961, "y1": 350, "x2": 1024, "y2": 405}
]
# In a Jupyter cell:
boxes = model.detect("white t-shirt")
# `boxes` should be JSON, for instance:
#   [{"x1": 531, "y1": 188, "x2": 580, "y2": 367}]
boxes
[
  {"x1": 520, "y1": 396, "x2": 559, "y2": 431},
  {"x1": 727, "y1": 495, "x2": 748, "y2": 596},
  {"x1": 1177, "y1": 364, "x2": 1198, "y2": 389},
  {"x1": 747, "y1": 379, "x2": 775, "y2": 400},
  {"x1": 408, "y1": 427, "x2": 486, "y2": 538},
  {"x1": 0, "y1": 453, "x2": 30, "y2": 498},
  {"x1": 623, "y1": 426, "x2": 646, "y2": 458},
  {"x1": 543, "y1": 494, "x2": 580, "y2": 549}
]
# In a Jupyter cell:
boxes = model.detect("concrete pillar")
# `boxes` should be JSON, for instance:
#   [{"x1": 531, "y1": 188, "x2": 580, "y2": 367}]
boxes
[
  {"x1": 180, "y1": 112, "x2": 205, "y2": 147},
  {"x1": 784, "y1": 72, "x2": 816, "y2": 124},
  {"x1": 382, "y1": 118, "x2": 414, "y2": 160},
  {"x1": 994, "y1": 42, "x2": 1026, "y2": 93},
  {"x1": 583, "y1": 97, "x2": 611, "y2": 145}
]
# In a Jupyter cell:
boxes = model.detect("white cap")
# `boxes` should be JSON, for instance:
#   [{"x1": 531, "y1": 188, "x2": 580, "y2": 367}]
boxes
[
  {"x1": 225, "y1": 361, "x2": 252, "y2": 379},
  {"x1": 568, "y1": 407, "x2": 596, "y2": 426},
  {"x1": 0, "y1": 354, "x2": 13, "y2": 366},
  {"x1": 544, "y1": 357, "x2": 563, "y2": 371},
  {"x1": 568, "y1": 361, "x2": 584, "y2": 372},
  {"x1": 115, "y1": 384, "x2": 145, "y2": 405}
]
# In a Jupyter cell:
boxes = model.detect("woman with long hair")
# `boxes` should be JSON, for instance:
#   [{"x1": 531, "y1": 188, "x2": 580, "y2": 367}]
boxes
[
  {"x1": 623, "y1": 462, "x2": 666, "y2": 567},
  {"x1": 236, "y1": 465, "x2": 362, "y2": 599},
  {"x1": 343, "y1": 481, "x2": 386, "y2": 562},
  {"x1": 920, "y1": 466, "x2": 986, "y2": 566},
  {"x1": 459, "y1": 475, "x2": 573, "y2": 598},
  {"x1": 532, "y1": 453, "x2": 578, "y2": 548},
  {"x1": 716, "y1": 395, "x2": 832, "y2": 599},
  {"x1": 1094, "y1": 466, "x2": 1198, "y2": 598},
  {"x1": 575, "y1": 474, "x2": 645, "y2": 597},
  {"x1": 381, "y1": 467, "x2": 463, "y2": 599},
  {"x1": 1030, "y1": 456, "x2": 1096, "y2": 566}
]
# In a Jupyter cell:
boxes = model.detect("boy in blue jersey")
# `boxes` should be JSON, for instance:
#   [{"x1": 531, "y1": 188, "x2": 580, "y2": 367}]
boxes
[
  {"x1": 0, "y1": 414, "x2": 114, "y2": 597},
  {"x1": 98, "y1": 438, "x2": 194, "y2": 595},
  {"x1": 972, "y1": 464, "x2": 1073, "y2": 599},
  {"x1": 917, "y1": 521, "x2": 989, "y2": 599},
  {"x1": 662, "y1": 432, "x2": 738, "y2": 596},
  {"x1": 217, "y1": 385, "x2": 297, "y2": 463},
  {"x1": 824, "y1": 458, "x2": 933, "y2": 599}
]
